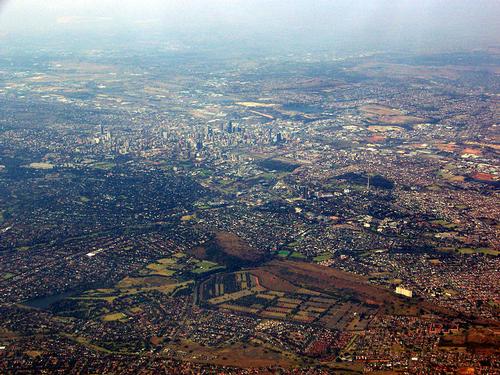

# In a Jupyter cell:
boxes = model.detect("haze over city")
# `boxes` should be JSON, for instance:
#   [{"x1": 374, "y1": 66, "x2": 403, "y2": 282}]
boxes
[
  {"x1": 0, "y1": 1, "x2": 498, "y2": 374},
  {"x1": 1, "y1": 0, "x2": 499, "y2": 52}
]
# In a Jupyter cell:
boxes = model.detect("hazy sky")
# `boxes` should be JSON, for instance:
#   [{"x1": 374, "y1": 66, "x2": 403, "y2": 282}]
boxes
[{"x1": 0, "y1": 0, "x2": 499, "y2": 53}]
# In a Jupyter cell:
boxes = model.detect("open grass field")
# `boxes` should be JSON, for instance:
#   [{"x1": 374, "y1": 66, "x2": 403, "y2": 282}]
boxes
[
  {"x1": 192, "y1": 260, "x2": 224, "y2": 274},
  {"x1": 72, "y1": 294, "x2": 117, "y2": 303},
  {"x1": 367, "y1": 125, "x2": 404, "y2": 132},
  {"x1": 157, "y1": 258, "x2": 178, "y2": 265},
  {"x1": 438, "y1": 169, "x2": 466, "y2": 183},
  {"x1": 436, "y1": 247, "x2": 498, "y2": 256},
  {"x1": 289, "y1": 251, "x2": 306, "y2": 259},
  {"x1": 117, "y1": 275, "x2": 174, "y2": 289},
  {"x1": 64, "y1": 334, "x2": 114, "y2": 354},
  {"x1": 27, "y1": 162, "x2": 54, "y2": 170},
  {"x1": 168, "y1": 339, "x2": 298, "y2": 368},
  {"x1": 360, "y1": 104, "x2": 403, "y2": 116},
  {"x1": 91, "y1": 161, "x2": 116, "y2": 170},
  {"x1": 146, "y1": 263, "x2": 177, "y2": 276},
  {"x1": 236, "y1": 101, "x2": 276, "y2": 108},
  {"x1": 219, "y1": 304, "x2": 259, "y2": 314},
  {"x1": 458, "y1": 248, "x2": 498, "y2": 256},
  {"x1": 101, "y1": 312, "x2": 127, "y2": 322},
  {"x1": 431, "y1": 219, "x2": 460, "y2": 229},
  {"x1": 2, "y1": 272, "x2": 14, "y2": 280},
  {"x1": 313, "y1": 253, "x2": 333, "y2": 262},
  {"x1": 115, "y1": 275, "x2": 193, "y2": 296},
  {"x1": 360, "y1": 104, "x2": 425, "y2": 126}
]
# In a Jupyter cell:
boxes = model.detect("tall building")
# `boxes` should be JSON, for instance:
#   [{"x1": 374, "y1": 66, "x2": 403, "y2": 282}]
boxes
[
  {"x1": 276, "y1": 132, "x2": 283, "y2": 143},
  {"x1": 301, "y1": 186, "x2": 311, "y2": 199}
]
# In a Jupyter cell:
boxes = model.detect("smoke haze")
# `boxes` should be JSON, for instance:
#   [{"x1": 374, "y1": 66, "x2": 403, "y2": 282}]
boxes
[{"x1": 1, "y1": 0, "x2": 499, "y2": 53}]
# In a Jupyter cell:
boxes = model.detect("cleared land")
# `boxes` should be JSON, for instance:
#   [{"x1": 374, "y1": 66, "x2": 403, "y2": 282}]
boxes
[
  {"x1": 360, "y1": 104, "x2": 425, "y2": 125},
  {"x1": 168, "y1": 339, "x2": 298, "y2": 368},
  {"x1": 195, "y1": 232, "x2": 266, "y2": 267}
]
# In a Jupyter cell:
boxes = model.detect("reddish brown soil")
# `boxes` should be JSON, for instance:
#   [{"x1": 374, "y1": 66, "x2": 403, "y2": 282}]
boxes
[
  {"x1": 472, "y1": 172, "x2": 495, "y2": 181},
  {"x1": 249, "y1": 269, "x2": 299, "y2": 293},
  {"x1": 214, "y1": 231, "x2": 265, "y2": 262}
]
